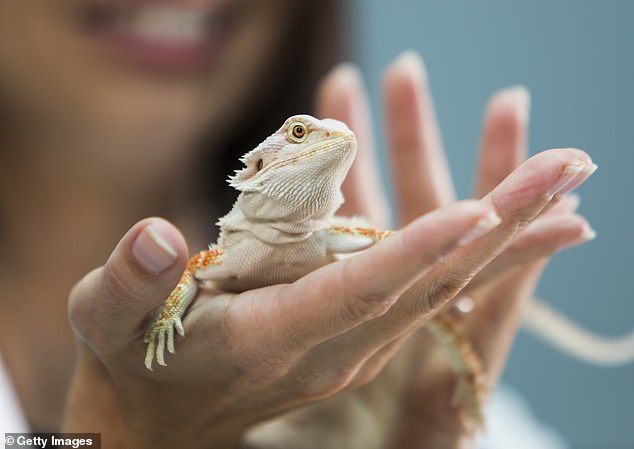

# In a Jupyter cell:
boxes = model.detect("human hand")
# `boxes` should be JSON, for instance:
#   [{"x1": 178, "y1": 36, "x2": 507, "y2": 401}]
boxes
[
  {"x1": 64, "y1": 144, "x2": 592, "y2": 449},
  {"x1": 63, "y1": 200, "x2": 498, "y2": 447},
  {"x1": 244, "y1": 52, "x2": 596, "y2": 449}
]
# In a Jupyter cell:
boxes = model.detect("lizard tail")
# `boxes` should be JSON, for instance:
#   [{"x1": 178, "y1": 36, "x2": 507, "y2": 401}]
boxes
[
  {"x1": 426, "y1": 314, "x2": 487, "y2": 430},
  {"x1": 523, "y1": 299, "x2": 634, "y2": 366}
]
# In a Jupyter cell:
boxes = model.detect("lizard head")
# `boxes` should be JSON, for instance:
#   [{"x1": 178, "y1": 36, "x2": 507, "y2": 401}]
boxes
[{"x1": 228, "y1": 114, "x2": 357, "y2": 221}]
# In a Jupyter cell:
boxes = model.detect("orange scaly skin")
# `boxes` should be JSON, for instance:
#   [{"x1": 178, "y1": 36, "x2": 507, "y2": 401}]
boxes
[
  {"x1": 143, "y1": 248, "x2": 223, "y2": 369},
  {"x1": 328, "y1": 226, "x2": 395, "y2": 241},
  {"x1": 157, "y1": 249, "x2": 224, "y2": 320}
]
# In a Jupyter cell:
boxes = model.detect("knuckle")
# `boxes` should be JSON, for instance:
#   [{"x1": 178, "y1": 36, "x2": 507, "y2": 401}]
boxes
[
  {"x1": 103, "y1": 257, "x2": 157, "y2": 307},
  {"x1": 103, "y1": 261, "x2": 148, "y2": 304},
  {"x1": 252, "y1": 352, "x2": 296, "y2": 384},
  {"x1": 339, "y1": 263, "x2": 398, "y2": 323},
  {"x1": 69, "y1": 296, "x2": 125, "y2": 359},
  {"x1": 289, "y1": 363, "x2": 357, "y2": 400},
  {"x1": 67, "y1": 268, "x2": 105, "y2": 344},
  {"x1": 346, "y1": 366, "x2": 382, "y2": 390},
  {"x1": 507, "y1": 208, "x2": 540, "y2": 230},
  {"x1": 421, "y1": 274, "x2": 468, "y2": 312},
  {"x1": 343, "y1": 289, "x2": 397, "y2": 323}
]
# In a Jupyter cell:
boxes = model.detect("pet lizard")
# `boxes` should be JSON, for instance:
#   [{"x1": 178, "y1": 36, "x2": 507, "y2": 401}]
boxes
[{"x1": 143, "y1": 114, "x2": 634, "y2": 429}]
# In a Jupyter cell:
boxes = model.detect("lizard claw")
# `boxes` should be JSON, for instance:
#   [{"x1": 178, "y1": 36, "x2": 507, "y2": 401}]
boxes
[
  {"x1": 144, "y1": 318, "x2": 185, "y2": 370},
  {"x1": 175, "y1": 317, "x2": 185, "y2": 337},
  {"x1": 167, "y1": 325, "x2": 176, "y2": 354}
]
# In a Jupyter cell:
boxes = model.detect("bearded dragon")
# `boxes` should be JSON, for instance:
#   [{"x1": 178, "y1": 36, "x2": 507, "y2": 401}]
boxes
[{"x1": 144, "y1": 114, "x2": 634, "y2": 429}]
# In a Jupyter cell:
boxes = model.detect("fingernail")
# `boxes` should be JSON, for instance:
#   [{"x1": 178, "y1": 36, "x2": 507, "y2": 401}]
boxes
[
  {"x1": 395, "y1": 50, "x2": 425, "y2": 79},
  {"x1": 458, "y1": 210, "x2": 502, "y2": 246},
  {"x1": 582, "y1": 226, "x2": 597, "y2": 242},
  {"x1": 562, "y1": 163, "x2": 598, "y2": 197},
  {"x1": 565, "y1": 193, "x2": 581, "y2": 212},
  {"x1": 503, "y1": 85, "x2": 531, "y2": 123},
  {"x1": 555, "y1": 162, "x2": 598, "y2": 197},
  {"x1": 133, "y1": 225, "x2": 178, "y2": 273},
  {"x1": 581, "y1": 162, "x2": 599, "y2": 179},
  {"x1": 330, "y1": 62, "x2": 362, "y2": 87},
  {"x1": 558, "y1": 224, "x2": 597, "y2": 251},
  {"x1": 548, "y1": 163, "x2": 585, "y2": 197}
]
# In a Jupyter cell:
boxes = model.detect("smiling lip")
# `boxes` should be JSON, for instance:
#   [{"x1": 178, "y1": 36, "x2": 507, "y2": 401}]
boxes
[{"x1": 80, "y1": 2, "x2": 233, "y2": 72}]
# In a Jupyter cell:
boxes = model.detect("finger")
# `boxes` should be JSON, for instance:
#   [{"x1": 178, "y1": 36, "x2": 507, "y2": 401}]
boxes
[
  {"x1": 345, "y1": 332, "x2": 411, "y2": 390},
  {"x1": 465, "y1": 262, "x2": 546, "y2": 384},
  {"x1": 474, "y1": 87, "x2": 530, "y2": 198},
  {"x1": 271, "y1": 200, "x2": 500, "y2": 352},
  {"x1": 312, "y1": 148, "x2": 596, "y2": 361},
  {"x1": 351, "y1": 195, "x2": 585, "y2": 391},
  {"x1": 384, "y1": 51, "x2": 455, "y2": 224},
  {"x1": 398, "y1": 148, "x2": 595, "y2": 316},
  {"x1": 315, "y1": 64, "x2": 389, "y2": 227},
  {"x1": 68, "y1": 218, "x2": 188, "y2": 353},
  {"x1": 468, "y1": 212, "x2": 595, "y2": 289},
  {"x1": 541, "y1": 192, "x2": 580, "y2": 217}
]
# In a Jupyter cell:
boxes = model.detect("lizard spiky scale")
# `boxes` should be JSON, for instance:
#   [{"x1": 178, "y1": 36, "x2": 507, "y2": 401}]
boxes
[{"x1": 143, "y1": 114, "x2": 487, "y2": 427}]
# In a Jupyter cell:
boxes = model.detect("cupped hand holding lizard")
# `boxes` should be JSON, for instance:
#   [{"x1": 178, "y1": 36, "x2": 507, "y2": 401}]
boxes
[
  {"x1": 64, "y1": 52, "x2": 596, "y2": 449},
  {"x1": 244, "y1": 52, "x2": 596, "y2": 449}
]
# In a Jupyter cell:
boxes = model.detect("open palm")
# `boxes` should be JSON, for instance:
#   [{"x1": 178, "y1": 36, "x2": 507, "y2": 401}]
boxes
[{"x1": 243, "y1": 53, "x2": 595, "y2": 449}]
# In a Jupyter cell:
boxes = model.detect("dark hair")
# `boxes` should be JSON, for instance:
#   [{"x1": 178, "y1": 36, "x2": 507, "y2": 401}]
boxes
[{"x1": 201, "y1": 0, "x2": 346, "y2": 214}]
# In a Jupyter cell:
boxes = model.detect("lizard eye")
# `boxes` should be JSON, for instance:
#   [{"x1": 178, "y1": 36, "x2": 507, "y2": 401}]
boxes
[
  {"x1": 256, "y1": 159, "x2": 264, "y2": 171},
  {"x1": 287, "y1": 121, "x2": 308, "y2": 143}
]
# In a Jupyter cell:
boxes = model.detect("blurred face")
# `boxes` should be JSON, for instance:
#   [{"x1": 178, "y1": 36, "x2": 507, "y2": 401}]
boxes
[{"x1": 0, "y1": 0, "x2": 295, "y2": 160}]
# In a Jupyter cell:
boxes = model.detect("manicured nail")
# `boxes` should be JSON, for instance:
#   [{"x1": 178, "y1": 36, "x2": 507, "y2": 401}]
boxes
[
  {"x1": 458, "y1": 210, "x2": 502, "y2": 246},
  {"x1": 499, "y1": 86, "x2": 531, "y2": 123},
  {"x1": 556, "y1": 162, "x2": 598, "y2": 197},
  {"x1": 565, "y1": 193, "x2": 581, "y2": 212},
  {"x1": 558, "y1": 224, "x2": 597, "y2": 251},
  {"x1": 133, "y1": 225, "x2": 178, "y2": 273},
  {"x1": 582, "y1": 162, "x2": 598, "y2": 177},
  {"x1": 330, "y1": 62, "x2": 362, "y2": 87},
  {"x1": 582, "y1": 226, "x2": 597, "y2": 242},
  {"x1": 395, "y1": 50, "x2": 426, "y2": 79},
  {"x1": 548, "y1": 163, "x2": 584, "y2": 197}
]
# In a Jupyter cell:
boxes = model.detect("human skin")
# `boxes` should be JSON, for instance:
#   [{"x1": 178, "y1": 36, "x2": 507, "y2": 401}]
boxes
[
  {"x1": 0, "y1": 1, "x2": 596, "y2": 447},
  {"x1": 0, "y1": 0, "x2": 299, "y2": 431},
  {"x1": 64, "y1": 60, "x2": 596, "y2": 449},
  {"x1": 242, "y1": 54, "x2": 596, "y2": 449}
]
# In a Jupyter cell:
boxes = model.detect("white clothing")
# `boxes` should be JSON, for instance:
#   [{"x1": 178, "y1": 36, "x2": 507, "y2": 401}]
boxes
[
  {"x1": 0, "y1": 353, "x2": 29, "y2": 434},
  {"x1": 477, "y1": 385, "x2": 568, "y2": 449}
]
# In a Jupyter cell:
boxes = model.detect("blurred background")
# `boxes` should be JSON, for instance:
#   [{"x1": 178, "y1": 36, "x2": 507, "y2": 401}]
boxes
[{"x1": 348, "y1": 1, "x2": 634, "y2": 448}]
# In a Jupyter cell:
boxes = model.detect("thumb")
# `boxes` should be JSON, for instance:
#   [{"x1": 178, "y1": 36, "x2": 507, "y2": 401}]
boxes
[{"x1": 68, "y1": 217, "x2": 188, "y2": 355}]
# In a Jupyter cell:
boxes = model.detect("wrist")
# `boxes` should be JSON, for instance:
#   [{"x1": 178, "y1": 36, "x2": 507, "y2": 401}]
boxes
[
  {"x1": 393, "y1": 430, "x2": 475, "y2": 449},
  {"x1": 63, "y1": 348, "x2": 248, "y2": 449},
  {"x1": 388, "y1": 410, "x2": 477, "y2": 449}
]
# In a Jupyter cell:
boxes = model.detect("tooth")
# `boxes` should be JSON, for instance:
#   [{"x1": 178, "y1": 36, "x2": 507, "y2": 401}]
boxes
[{"x1": 129, "y1": 6, "x2": 207, "y2": 42}]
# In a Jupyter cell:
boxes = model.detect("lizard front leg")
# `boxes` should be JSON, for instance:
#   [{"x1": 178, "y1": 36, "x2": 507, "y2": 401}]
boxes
[
  {"x1": 325, "y1": 222, "x2": 394, "y2": 254},
  {"x1": 144, "y1": 247, "x2": 223, "y2": 370},
  {"x1": 326, "y1": 221, "x2": 487, "y2": 428}
]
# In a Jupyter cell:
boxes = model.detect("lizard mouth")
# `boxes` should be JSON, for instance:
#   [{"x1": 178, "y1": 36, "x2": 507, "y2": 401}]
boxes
[{"x1": 262, "y1": 134, "x2": 356, "y2": 175}]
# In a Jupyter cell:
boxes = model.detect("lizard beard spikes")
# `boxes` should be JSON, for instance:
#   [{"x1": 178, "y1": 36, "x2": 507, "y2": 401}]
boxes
[
  {"x1": 228, "y1": 115, "x2": 356, "y2": 197},
  {"x1": 144, "y1": 114, "x2": 487, "y2": 430}
]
